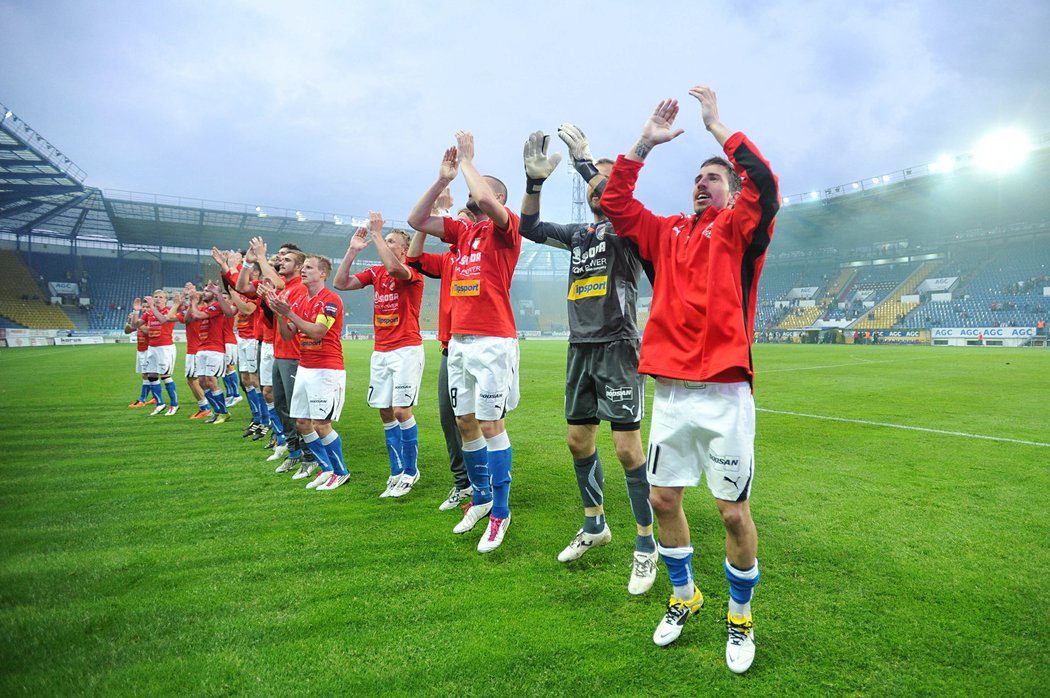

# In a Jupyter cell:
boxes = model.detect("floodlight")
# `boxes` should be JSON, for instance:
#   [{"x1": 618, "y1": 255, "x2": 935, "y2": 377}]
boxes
[
  {"x1": 809, "y1": 191, "x2": 819, "y2": 200},
  {"x1": 974, "y1": 128, "x2": 1031, "y2": 172},
  {"x1": 782, "y1": 197, "x2": 790, "y2": 205},
  {"x1": 852, "y1": 182, "x2": 860, "y2": 189},
  {"x1": 871, "y1": 178, "x2": 880, "y2": 185},
  {"x1": 3, "y1": 111, "x2": 11, "y2": 120},
  {"x1": 881, "y1": 175, "x2": 890, "y2": 183}
]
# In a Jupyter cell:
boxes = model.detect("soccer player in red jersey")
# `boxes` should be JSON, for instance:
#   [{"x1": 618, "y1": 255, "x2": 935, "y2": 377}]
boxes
[
  {"x1": 408, "y1": 132, "x2": 522, "y2": 553},
  {"x1": 334, "y1": 212, "x2": 425, "y2": 499},
  {"x1": 267, "y1": 255, "x2": 348, "y2": 491},
  {"x1": 406, "y1": 201, "x2": 472, "y2": 512},
  {"x1": 172, "y1": 283, "x2": 212, "y2": 419},
  {"x1": 124, "y1": 297, "x2": 154, "y2": 408},
  {"x1": 136, "y1": 289, "x2": 180, "y2": 416},
  {"x1": 601, "y1": 87, "x2": 779, "y2": 672},
  {"x1": 184, "y1": 282, "x2": 237, "y2": 424}
]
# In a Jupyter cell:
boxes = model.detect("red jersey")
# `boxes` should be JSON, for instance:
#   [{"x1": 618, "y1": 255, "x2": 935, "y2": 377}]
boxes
[
  {"x1": 194, "y1": 302, "x2": 227, "y2": 353},
  {"x1": 235, "y1": 303, "x2": 258, "y2": 340},
  {"x1": 292, "y1": 286, "x2": 344, "y2": 369},
  {"x1": 273, "y1": 276, "x2": 308, "y2": 359},
  {"x1": 407, "y1": 250, "x2": 455, "y2": 347},
  {"x1": 441, "y1": 208, "x2": 521, "y2": 338},
  {"x1": 222, "y1": 312, "x2": 236, "y2": 345},
  {"x1": 601, "y1": 132, "x2": 779, "y2": 384},
  {"x1": 240, "y1": 279, "x2": 275, "y2": 343},
  {"x1": 143, "y1": 307, "x2": 174, "y2": 347},
  {"x1": 177, "y1": 305, "x2": 201, "y2": 354},
  {"x1": 353, "y1": 264, "x2": 424, "y2": 352},
  {"x1": 136, "y1": 327, "x2": 149, "y2": 352}
]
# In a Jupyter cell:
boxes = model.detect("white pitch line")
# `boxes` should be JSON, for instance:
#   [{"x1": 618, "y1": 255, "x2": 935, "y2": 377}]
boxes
[{"x1": 757, "y1": 408, "x2": 1050, "y2": 448}]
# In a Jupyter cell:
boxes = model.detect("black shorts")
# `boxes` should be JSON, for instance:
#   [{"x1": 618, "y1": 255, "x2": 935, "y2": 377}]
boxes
[{"x1": 564, "y1": 338, "x2": 645, "y2": 427}]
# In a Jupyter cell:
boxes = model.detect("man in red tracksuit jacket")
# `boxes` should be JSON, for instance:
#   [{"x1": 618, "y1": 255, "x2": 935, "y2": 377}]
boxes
[{"x1": 601, "y1": 86, "x2": 779, "y2": 674}]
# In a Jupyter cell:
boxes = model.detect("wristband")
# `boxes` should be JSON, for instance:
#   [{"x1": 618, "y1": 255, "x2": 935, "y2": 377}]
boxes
[
  {"x1": 573, "y1": 159, "x2": 600, "y2": 182},
  {"x1": 526, "y1": 177, "x2": 546, "y2": 194}
]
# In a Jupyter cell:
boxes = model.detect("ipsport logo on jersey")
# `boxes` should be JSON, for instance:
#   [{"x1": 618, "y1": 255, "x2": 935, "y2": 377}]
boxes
[
  {"x1": 451, "y1": 280, "x2": 481, "y2": 296},
  {"x1": 375, "y1": 313, "x2": 400, "y2": 327},
  {"x1": 568, "y1": 275, "x2": 608, "y2": 301}
]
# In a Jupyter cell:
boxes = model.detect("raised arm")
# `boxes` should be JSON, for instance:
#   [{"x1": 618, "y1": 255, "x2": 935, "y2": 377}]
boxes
[
  {"x1": 627, "y1": 98, "x2": 685, "y2": 163},
  {"x1": 332, "y1": 226, "x2": 371, "y2": 291},
  {"x1": 208, "y1": 283, "x2": 237, "y2": 318},
  {"x1": 455, "y1": 131, "x2": 509, "y2": 230},
  {"x1": 229, "y1": 290, "x2": 257, "y2": 316},
  {"x1": 124, "y1": 297, "x2": 142, "y2": 334},
  {"x1": 519, "y1": 130, "x2": 572, "y2": 249},
  {"x1": 369, "y1": 211, "x2": 412, "y2": 281},
  {"x1": 407, "y1": 229, "x2": 428, "y2": 259},
  {"x1": 249, "y1": 237, "x2": 286, "y2": 290},
  {"x1": 408, "y1": 147, "x2": 458, "y2": 235}
]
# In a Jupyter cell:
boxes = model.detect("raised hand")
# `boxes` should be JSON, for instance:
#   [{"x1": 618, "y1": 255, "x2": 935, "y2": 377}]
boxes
[
  {"x1": 227, "y1": 250, "x2": 243, "y2": 269},
  {"x1": 523, "y1": 131, "x2": 563, "y2": 186},
  {"x1": 210, "y1": 246, "x2": 226, "y2": 269},
  {"x1": 440, "y1": 146, "x2": 459, "y2": 182},
  {"x1": 454, "y1": 131, "x2": 475, "y2": 162},
  {"x1": 640, "y1": 99, "x2": 685, "y2": 147},
  {"x1": 249, "y1": 237, "x2": 267, "y2": 263},
  {"x1": 263, "y1": 287, "x2": 291, "y2": 316},
  {"x1": 349, "y1": 226, "x2": 372, "y2": 252},
  {"x1": 368, "y1": 210, "x2": 385, "y2": 237},
  {"x1": 558, "y1": 123, "x2": 593, "y2": 165},
  {"x1": 132, "y1": 297, "x2": 142, "y2": 312},
  {"x1": 688, "y1": 85, "x2": 719, "y2": 129}
]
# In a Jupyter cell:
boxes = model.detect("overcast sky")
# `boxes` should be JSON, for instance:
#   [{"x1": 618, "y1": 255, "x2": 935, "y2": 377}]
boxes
[{"x1": 2, "y1": 0, "x2": 1049, "y2": 227}]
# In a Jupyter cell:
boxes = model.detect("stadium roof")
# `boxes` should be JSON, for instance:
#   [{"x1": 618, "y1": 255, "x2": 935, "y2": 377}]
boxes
[{"x1": 2, "y1": 102, "x2": 1047, "y2": 272}]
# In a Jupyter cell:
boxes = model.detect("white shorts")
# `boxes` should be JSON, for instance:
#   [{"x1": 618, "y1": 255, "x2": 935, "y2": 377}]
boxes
[
  {"x1": 646, "y1": 378, "x2": 755, "y2": 501},
  {"x1": 238, "y1": 338, "x2": 260, "y2": 373},
  {"x1": 184, "y1": 353, "x2": 197, "y2": 379},
  {"x1": 136, "y1": 350, "x2": 148, "y2": 374},
  {"x1": 447, "y1": 335, "x2": 518, "y2": 421},
  {"x1": 194, "y1": 350, "x2": 225, "y2": 379},
  {"x1": 259, "y1": 342, "x2": 275, "y2": 387},
  {"x1": 290, "y1": 367, "x2": 346, "y2": 421},
  {"x1": 224, "y1": 343, "x2": 237, "y2": 368},
  {"x1": 145, "y1": 345, "x2": 176, "y2": 375},
  {"x1": 368, "y1": 345, "x2": 425, "y2": 409}
]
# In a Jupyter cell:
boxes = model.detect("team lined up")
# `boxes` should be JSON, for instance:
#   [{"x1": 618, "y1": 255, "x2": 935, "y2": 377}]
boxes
[{"x1": 124, "y1": 87, "x2": 779, "y2": 674}]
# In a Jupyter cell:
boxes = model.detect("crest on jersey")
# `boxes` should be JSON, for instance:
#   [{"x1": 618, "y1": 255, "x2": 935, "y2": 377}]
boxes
[
  {"x1": 386, "y1": 278, "x2": 396, "y2": 291},
  {"x1": 595, "y1": 223, "x2": 606, "y2": 241}
]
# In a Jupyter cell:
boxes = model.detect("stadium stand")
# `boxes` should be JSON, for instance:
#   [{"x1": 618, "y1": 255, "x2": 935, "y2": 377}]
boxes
[{"x1": 0, "y1": 250, "x2": 76, "y2": 329}]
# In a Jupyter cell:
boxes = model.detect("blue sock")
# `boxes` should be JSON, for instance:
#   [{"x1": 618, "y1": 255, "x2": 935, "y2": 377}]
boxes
[
  {"x1": 658, "y1": 543, "x2": 695, "y2": 600},
  {"x1": 245, "y1": 386, "x2": 260, "y2": 423},
  {"x1": 462, "y1": 436, "x2": 492, "y2": 505},
  {"x1": 384, "y1": 421, "x2": 404, "y2": 476},
  {"x1": 163, "y1": 378, "x2": 178, "y2": 407},
  {"x1": 224, "y1": 371, "x2": 240, "y2": 399},
  {"x1": 209, "y1": 389, "x2": 228, "y2": 414},
  {"x1": 301, "y1": 432, "x2": 334, "y2": 473},
  {"x1": 252, "y1": 389, "x2": 267, "y2": 424},
  {"x1": 203, "y1": 390, "x2": 221, "y2": 413},
  {"x1": 149, "y1": 380, "x2": 165, "y2": 406},
  {"x1": 197, "y1": 398, "x2": 210, "y2": 412},
  {"x1": 725, "y1": 559, "x2": 760, "y2": 614},
  {"x1": 321, "y1": 431, "x2": 347, "y2": 476},
  {"x1": 400, "y1": 417, "x2": 419, "y2": 477},
  {"x1": 268, "y1": 403, "x2": 285, "y2": 441},
  {"x1": 487, "y1": 432, "x2": 512, "y2": 519},
  {"x1": 138, "y1": 380, "x2": 150, "y2": 402}
]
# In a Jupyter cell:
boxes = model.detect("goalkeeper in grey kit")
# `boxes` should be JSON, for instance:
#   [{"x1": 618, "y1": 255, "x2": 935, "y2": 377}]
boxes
[{"x1": 519, "y1": 124, "x2": 658, "y2": 594}]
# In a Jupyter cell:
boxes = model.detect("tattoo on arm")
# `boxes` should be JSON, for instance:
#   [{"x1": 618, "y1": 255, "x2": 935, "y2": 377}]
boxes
[{"x1": 633, "y1": 141, "x2": 652, "y2": 160}]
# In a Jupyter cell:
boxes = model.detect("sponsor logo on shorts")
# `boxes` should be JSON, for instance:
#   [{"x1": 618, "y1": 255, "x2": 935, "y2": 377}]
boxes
[
  {"x1": 605, "y1": 385, "x2": 634, "y2": 402},
  {"x1": 479, "y1": 392, "x2": 504, "y2": 400},
  {"x1": 451, "y1": 280, "x2": 481, "y2": 296},
  {"x1": 568, "y1": 275, "x2": 608, "y2": 301},
  {"x1": 709, "y1": 452, "x2": 741, "y2": 469},
  {"x1": 375, "y1": 314, "x2": 400, "y2": 327}
]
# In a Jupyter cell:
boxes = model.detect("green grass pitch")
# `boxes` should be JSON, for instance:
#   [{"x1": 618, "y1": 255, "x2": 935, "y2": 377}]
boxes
[{"x1": 1, "y1": 341, "x2": 1047, "y2": 696}]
